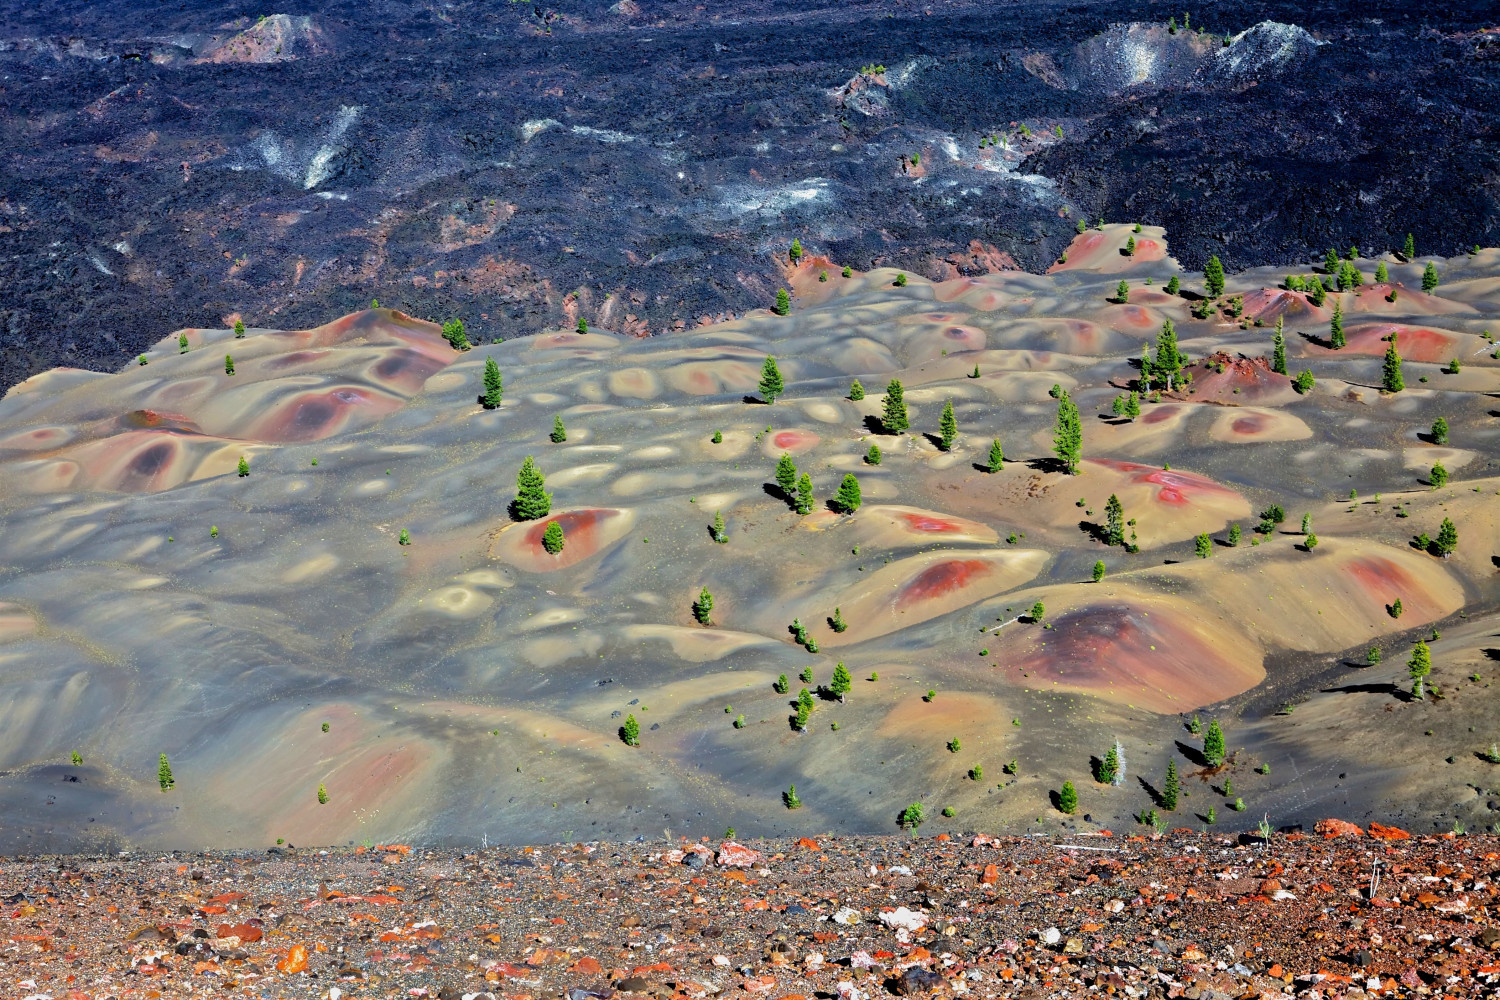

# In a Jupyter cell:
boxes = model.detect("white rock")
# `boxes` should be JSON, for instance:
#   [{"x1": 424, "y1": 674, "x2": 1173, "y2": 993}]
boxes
[
  {"x1": 879, "y1": 907, "x2": 928, "y2": 932},
  {"x1": 833, "y1": 907, "x2": 863, "y2": 925},
  {"x1": 1041, "y1": 927, "x2": 1062, "y2": 946}
]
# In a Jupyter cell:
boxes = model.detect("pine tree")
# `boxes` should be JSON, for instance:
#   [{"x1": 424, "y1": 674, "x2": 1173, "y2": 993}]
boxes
[
  {"x1": 1125, "y1": 236, "x2": 1136, "y2": 256},
  {"x1": 1116, "y1": 279, "x2": 1130, "y2": 303},
  {"x1": 773, "y1": 289, "x2": 791, "y2": 316},
  {"x1": 1125, "y1": 392, "x2": 1141, "y2": 418},
  {"x1": 514, "y1": 456, "x2": 553, "y2": 520},
  {"x1": 234, "y1": 319, "x2": 246, "y2": 338},
  {"x1": 1432, "y1": 417, "x2": 1449, "y2": 445},
  {"x1": 1161, "y1": 759, "x2": 1180, "y2": 810},
  {"x1": 693, "y1": 587, "x2": 714, "y2": 625},
  {"x1": 831, "y1": 607, "x2": 847, "y2": 632},
  {"x1": 158, "y1": 753, "x2": 175, "y2": 790},
  {"x1": 1099, "y1": 743, "x2": 1119, "y2": 784},
  {"x1": 1408, "y1": 640, "x2": 1432, "y2": 699},
  {"x1": 713, "y1": 510, "x2": 727, "y2": 543},
  {"x1": 1203, "y1": 720, "x2": 1225, "y2": 766},
  {"x1": 894, "y1": 272, "x2": 907, "y2": 287},
  {"x1": 225, "y1": 354, "x2": 235, "y2": 375},
  {"x1": 1403, "y1": 233, "x2": 1416, "y2": 260},
  {"x1": 550, "y1": 415, "x2": 568, "y2": 443},
  {"x1": 1324, "y1": 247, "x2": 1340, "y2": 274},
  {"x1": 1430, "y1": 461, "x2": 1448, "y2": 489},
  {"x1": 796, "y1": 473, "x2": 814, "y2": 515},
  {"x1": 775, "y1": 454, "x2": 798, "y2": 497},
  {"x1": 986, "y1": 438, "x2": 1004, "y2": 473},
  {"x1": 849, "y1": 379, "x2": 865, "y2": 401},
  {"x1": 442, "y1": 318, "x2": 471, "y2": 351},
  {"x1": 1435, "y1": 517, "x2": 1458, "y2": 558},
  {"x1": 577, "y1": 317, "x2": 589, "y2": 333},
  {"x1": 237, "y1": 456, "x2": 250, "y2": 477},
  {"x1": 1195, "y1": 533, "x2": 1212, "y2": 558},
  {"x1": 1204, "y1": 255, "x2": 1225, "y2": 298},
  {"x1": 790, "y1": 238, "x2": 803, "y2": 262},
  {"x1": 1329, "y1": 301, "x2": 1345, "y2": 349},
  {"x1": 542, "y1": 520, "x2": 565, "y2": 554},
  {"x1": 831, "y1": 661, "x2": 852, "y2": 702},
  {"x1": 833, "y1": 473, "x2": 862, "y2": 514},
  {"x1": 318, "y1": 783, "x2": 329, "y2": 804},
  {"x1": 1165, "y1": 275, "x2": 1181, "y2": 295},
  {"x1": 1271, "y1": 317, "x2": 1287, "y2": 375},
  {"x1": 179, "y1": 332, "x2": 190, "y2": 354},
  {"x1": 622, "y1": 714, "x2": 640, "y2": 745},
  {"x1": 1092, "y1": 560, "x2": 1106, "y2": 582},
  {"x1": 882, "y1": 379, "x2": 909, "y2": 433},
  {"x1": 938, "y1": 399, "x2": 958, "y2": 450},
  {"x1": 1305, "y1": 531, "x2": 1319, "y2": 550},
  {"x1": 1058, "y1": 781, "x2": 1078, "y2": 815},
  {"x1": 1375, "y1": 261, "x2": 1389, "y2": 283},
  {"x1": 1307, "y1": 275, "x2": 1327, "y2": 307},
  {"x1": 1293, "y1": 369, "x2": 1315, "y2": 394},
  {"x1": 482, "y1": 357, "x2": 504, "y2": 409},
  {"x1": 1155, "y1": 319, "x2": 1183, "y2": 389},
  {"x1": 865, "y1": 444, "x2": 882, "y2": 465},
  {"x1": 1053, "y1": 389, "x2": 1082, "y2": 475},
  {"x1": 1382, "y1": 333, "x2": 1405, "y2": 392},
  {"x1": 1422, "y1": 262, "x2": 1439, "y2": 292},
  {"x1": 1105, "y1": 494, "x2": 1125, "y2": 546},
  {"x1": 759, "y1": 355, "x2": 784, "y2": 403},
  {"x1": 1228, "y1": 523, "x2": 1241, "y2": 546}
]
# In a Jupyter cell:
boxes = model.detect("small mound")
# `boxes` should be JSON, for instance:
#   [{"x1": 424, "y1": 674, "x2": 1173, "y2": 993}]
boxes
[
  {"x1": 489, "y1": 508, "x2": 636, "y2": 572},
  {"x1": 1048, "y1": 226, "x2": 1172, "y2": 274},
  {"x1": 854, "y1": 505, "x2": 999, "y2": 547},
  {"x1": 195, "y1": 14, "x2": 333, "y2": 64},
  {"x1": 827, "y1": 550, "x2": 1047, "y2": 645},
  {"x1": 1341, "y1": 324, "x2": 1462, "y2": 363},
  {"x1": 1208, "y1": 405, "x2": 1312, "y2": 443},
  {"x1": 1006, "y1": 598, "x2": 1263, "y2": 713},
  {"x1": 1185, "y1": 353, "x2": 1299, "y2": 404}
]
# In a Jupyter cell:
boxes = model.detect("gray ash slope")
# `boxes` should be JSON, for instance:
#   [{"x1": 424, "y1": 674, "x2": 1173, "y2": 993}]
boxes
[{"x1": 1, "y1": 0, "x2": 1498, "y2": 390}]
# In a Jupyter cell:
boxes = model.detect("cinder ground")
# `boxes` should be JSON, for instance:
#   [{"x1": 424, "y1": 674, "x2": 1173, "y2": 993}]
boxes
[
  {"x1": 2, "y1": 231, "x2": 1500, "y2": 853},
  {"x1": 2, "y1": 830, "x2": 1499, "y2": 1000}
]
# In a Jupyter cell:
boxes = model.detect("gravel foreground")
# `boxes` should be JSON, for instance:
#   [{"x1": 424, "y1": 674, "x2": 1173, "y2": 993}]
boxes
[{"x1": 5, "y1": 825, "x2": 1500, "y2": 1000}]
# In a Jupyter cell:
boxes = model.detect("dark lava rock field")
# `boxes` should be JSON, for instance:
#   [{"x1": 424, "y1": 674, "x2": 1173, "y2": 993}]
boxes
[{"x1": 1, "y1": 0, "x2": 1498, "y2": 390}]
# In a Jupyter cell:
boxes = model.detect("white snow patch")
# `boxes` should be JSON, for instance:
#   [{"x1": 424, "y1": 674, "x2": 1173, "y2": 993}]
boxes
[
  {"x1": 520, "y1": 118, "x2": 560, "y2": 141},
  {"x1": 88, "y1": 253, "x2": 114, "y2": 276},
  {"x1": 715, "y1": 178, "x2": 830, "y2": 218}
]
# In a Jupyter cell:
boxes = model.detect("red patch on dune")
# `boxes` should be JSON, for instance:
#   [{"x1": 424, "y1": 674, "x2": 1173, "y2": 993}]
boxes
[
  {"x1": 525, "y1": 508, "x2": 613, "y2": 552},
  {"x1": 772, "y1": 430, "x2": 820, "y2": 452},
  {"x1": 1231, "y1": 414, "x2": 1268, "y2": 434},
  {"x1": 119, "y1": 410, "x2": 201, "y2": 433},
  {"x1": 897, "y1": 559, "x2": 993, "y2": 608},
  {"x1": 1092, "y1": 459, "x2": 1234, "y2": 505},
  {"x1": 251, "y1": 386, "x2": 402, "y2": 442},
  {"x1": 899, "y1": 512, "x2": 962, "y2": 533},
  {"x1": 1140, "y1": 405, "x2": 1179, "y2": 425},
  {"x1": 1116, "y1": 306, "x2": 1154, "y2": 328},
  {"x1": 1345, "y1": 555, "x2": 1420, "y2": 607},
  {"x1": 1011, "y1": 603, "x2": 1259, "y2": 711},
  {"x1": 1347, "y1": 324, "x2": 1457, "y2": 363},
  {"x1": 1133, "y1": 238, "x2": 1161, "y2": 257}
]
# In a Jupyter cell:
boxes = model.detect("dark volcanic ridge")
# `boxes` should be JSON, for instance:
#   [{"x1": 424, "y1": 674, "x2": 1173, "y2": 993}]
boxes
[{"x1": 2, "y1": 0, "x2": 1499, "y2": 390}]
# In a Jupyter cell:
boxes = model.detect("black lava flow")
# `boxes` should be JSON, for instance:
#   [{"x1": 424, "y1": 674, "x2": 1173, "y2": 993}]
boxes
[{"x1": 0, "y1": 0, "x2": 1497, "y2": 391}]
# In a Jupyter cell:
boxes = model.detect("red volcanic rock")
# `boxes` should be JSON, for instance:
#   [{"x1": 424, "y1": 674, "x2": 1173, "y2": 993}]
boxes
[
  {"x1": 935, "y1": 241, "x2": 1021, "y2": 279},
  {"x1": 1368, "y1": 822, "x2": 1412, "y2": 841},
  {"x1": 1316, "y1": 819, "x2": 1364, "y2": 839},
  {"x1": 716, "y1": 841, "x2": 763, "y2": 868}
]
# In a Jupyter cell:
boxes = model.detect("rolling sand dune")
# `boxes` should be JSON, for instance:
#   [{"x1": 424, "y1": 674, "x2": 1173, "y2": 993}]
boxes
[{"x1": 2, "y1": 234, "x2": 1500, "y2": 850}]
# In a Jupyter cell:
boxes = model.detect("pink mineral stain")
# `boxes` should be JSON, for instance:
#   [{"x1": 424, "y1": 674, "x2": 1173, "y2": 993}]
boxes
[{"x1": 899, "y1": 512, "x2": 961, "y2": 533}]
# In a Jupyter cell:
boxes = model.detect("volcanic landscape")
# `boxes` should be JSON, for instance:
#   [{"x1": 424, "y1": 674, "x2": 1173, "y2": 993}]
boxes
[{"x1": 1, "y1": 219, "x2": 1499, "y2": 855}]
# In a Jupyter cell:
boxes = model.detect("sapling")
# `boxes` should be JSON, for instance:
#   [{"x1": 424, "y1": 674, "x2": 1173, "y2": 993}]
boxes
[
  {"x1": 712, "y1": 510, "x2": 727, "y2": 543},
  {"x1": 775, "y1": 674, "x2": 789, "y2": 694},
  {"x1": 796, "y1": 474, "x2": 814, "y2": 515},
  {"x1": 622, "y1": 714, "x2": 640, "y2": 746},
  {"x1": 784, "y1": 784, "x2": 802, "y2": 808},
  {"x1": 237, "y1": 456, "x2": 250, "y2": 477},
  {"x1": 1116, "y1": 279, "x2": 1130, "y2": 303},
  {"x1": 1203, "y1": 719, "x2": 1226, "y2": 765},
  {"x1": 938, "y1": 399, "x2": 957, "y2": 450},
  {"x1": 693, "y1": 587, "x2": 714, "y2": 625},
  {"x1": 830, "y1": 661, "x2": 852, "y2": 701},
  {"x1": 759, "y1": 355, "x2": 784, "y2": 404},
  {"x1": 541, "y1": 521, "x2": 565, "y2": 554},
  {"x1": 71, "y1": 751, "x2": 83, "y2": 766},
  {"x1": 865, "y1": 444, "x2": 882, "y2": 466},
  {"x1": 882, "y1": 378, "x2": 909, "y2": 433},
  {"x1": 158, "y1": 753, "x2": 175, "y2": 790},
  {"x1": 318, "y1": 783, "x2": 329, "y2": 805},
  {"x1": 1058, "y1": 781, "x2": 1078, "y2": 814},
  {"x1": 833, "y1": 473, "x2": 862, "y2": 514},
  {"x1": 234, "y1": 319, "x2": 246, "y2": 338},
  {"x1": 986, "y1": 438, "x2": 1004, "y2": 472},
  {"x1": 482, "y1": 357, "x2": 504, "y2": 408},
  {"x1": 179, "y1": 332, "x2": 190, "y2": 354},
  {"x1": 1092, "y1": 560, "x2": 1106, "y2": 582},
  {"x1": 1161, "y1": 759, "x2": 1180, "y2": 810},
  {"x1": 830, "y1": 607, "x2": 847, "y2": 633},
  {"x1": 899, "y1": 803, "x2": 925, "y2": 830},
  {"x1": 894, "y1": 273, "x2": 907, "y2": 287},
  {"x1": 775, "y1": 454, "x2": 798, "y2": 496},
  {"x1": 773, "y1": 289, "x2": 790, "y2": 316},
  {"x1": 849, "y1": 378, "x2": 865, "y2": 400},
  {"x1": 947, "y1": 737, "x2": 962, "y2": 753},
  {"x1": 550, "y1": 415, "x2": 567, "y2": 443},
  {"x1": 225, "y1": 354, "x2": 235, "y2": 375},
  {"x1": 514, "y1": 456, "x2": 552, "y2": 519},
  {"x1": 1431, "y1": 417, "x2": 1449, "y2": 445},
  {"x1": 398, "y1": 528, "x2": 411, "y2": 546}
]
